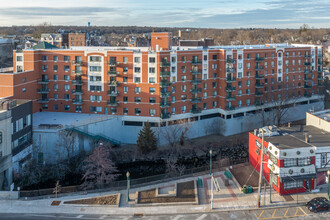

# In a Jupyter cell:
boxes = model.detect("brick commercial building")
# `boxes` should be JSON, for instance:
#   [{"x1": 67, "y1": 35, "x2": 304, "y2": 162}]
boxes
[
  {"x1": 249, "y1": 110, "x2": 330, "y2": 195},
  {"x1": 63, "y1": 33, "x2": 86, "y2": 47},
  {"x1": 0, "y1": 32, "x2": 325, "y2": 139}
]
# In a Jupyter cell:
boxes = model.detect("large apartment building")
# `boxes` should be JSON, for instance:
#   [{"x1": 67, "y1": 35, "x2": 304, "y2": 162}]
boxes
[{"x1": 0, "y1": 32, "x2": 325, "y2": 137}]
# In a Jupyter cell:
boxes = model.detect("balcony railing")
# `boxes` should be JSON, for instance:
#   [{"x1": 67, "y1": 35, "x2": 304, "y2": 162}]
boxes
[
  {"x1": 191, "y1": 79, "x2": 202, "y2": 84},
  {"x1": 37, "y1": 88, "x2": 50, "y2": 94},
  {"x1": 255, "y1": 101, "x2": 264, "y2": 106},
  {"x1": 107, "y1": 100, "x2": 118, "y2": 106},
  {"x1": 161, "y1": 112, "x2": 171, "y2": 119},
  {"x1": 37, "y1": 98, "x2": 49, "y2": 103},
  {"x1": 304, "y1": 70, "x2": 312, "y2": 74},
  {"x1": 255, "y1": 74, "x2": 264, "y2": 79},
  {"x1": 226, "y1": 95, "x2": 236, "y2": 101},
  {"x1": 255, "y1": 83, "x2": 264, "y2": 88},
  {"x1": 107, "y1": 71, "x2": 119, "y2": 76},
  {"x1": 304, "y1": 85, "x2": 312, "y2": 89},
  {"x1": 255, "y1": 57, "x2": 264, "y2": 61},
  {"x1": 72, "y1": 80, "x2": 83, "y2": 85},
  {"x1": 160, "y1": 102, "x2": 171, "y2": 107},
  {"x1": 226, "y1": 68, "x2": 236, "y2": 73},
  {"x1": 226, "y1": 58, "x2": 236, "y2": 64},
  {"x1": 226, "y1": 76, "x2": 236, "y2": 82},
  {"x1": 72, "y1": 99, "x2": 83, "y2": 105},
  {"x1": 303, "y1": 77, "x2": 313, "y2": 81},
  {"x1": 191, "y1": 88, "x2": 202, "y2": 94},
  {"x1": 160, "y1": 61, "x2": 171, "y2": 67},
  {"x1": 107, "y1": 91, "x2": 119, "y2": 96},
  {"x1": 225, "y1": 106, "x2": 235, "y2": 111},
  {"x1": 191, "y1": 108, "x2": 202, "y2": 114},
  {"x1": 191, "y1": 59, "x2": 202, "y2": 65},
  {"x1": 304, "y1": 55, "x2": 311, "y2": 58},
  {"x1": 107, "y1": 81, "x2": 119, "y2": 86},
  {"x1": 226, "y1": 86, "x2": 236, "y2": 92},
  {"x1": 255, "y1": 65, "x2": 264, "y2": 70},
  {"x1": 191, "y1": 97, "x2": 202, "y2": 103},
  {"x1": 160, "y1": 81, "x2": 171, "y2": 87},
  {"x1": 72, "y1": 60, "x2": 83, "y2": 65},
  {"x1": 255, "y1": 91, "x2": 264, "y2": 96},
  {"x1": 72, "y1": 70, "x2": 83, "y2": 75},
  {"x1": 160, "y1": 91, "x2": 171, "y2": 98},
  {"x1": 191, "y1": 69, "x2": 202, "y2": 74},
  {"x1": 37, "y1": 79, "x2": 50, "y2": 84},
  {"x1": 160, "y1": 71, "x2": 171, "y2": 77},
  {"x1": 71, "y1": 89, "x2": 83, "y2": 95},
  {"x1": 107, "y1": 61, "x2": 117, "y2": 66}
]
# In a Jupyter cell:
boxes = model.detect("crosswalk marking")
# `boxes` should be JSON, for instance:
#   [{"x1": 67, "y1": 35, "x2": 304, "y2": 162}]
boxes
[
  {"x1": 76, "y1": 215, "x2": 84, "y2": 218},
  {"x1": 196, "y1": 214, "x2": 207, "y2": 220}
]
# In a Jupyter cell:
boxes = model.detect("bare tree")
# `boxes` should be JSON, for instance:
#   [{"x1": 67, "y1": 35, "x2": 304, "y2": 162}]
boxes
[
  {"x1": 56, "y1": 130, "x2": 76, "y2": 161},
  {"x1": 82, "y1": 144, "x2": 119, "y2": 189},
  {"x1": 53, "y1": 180, "x2": 61, "y2": 198},
  {"x1": 161, "y1": 119, "x2": 191, "y2": 148}
]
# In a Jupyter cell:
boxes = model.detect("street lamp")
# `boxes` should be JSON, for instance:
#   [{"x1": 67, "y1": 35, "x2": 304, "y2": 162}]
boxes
[
  {"x1": 209, "y1": 149, "x2": 213, "y2": 175},
  {"x1": 126, "y1": 171, "x2": 130, "y2": 202},
  {"x1": 327, "y1": 170, "x2": 330, "y2": 199}
]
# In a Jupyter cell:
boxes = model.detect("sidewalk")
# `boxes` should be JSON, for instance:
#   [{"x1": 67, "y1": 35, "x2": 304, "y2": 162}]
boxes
[{"x1": 0, "y1": 171, "x2": 328, "y2": 215}]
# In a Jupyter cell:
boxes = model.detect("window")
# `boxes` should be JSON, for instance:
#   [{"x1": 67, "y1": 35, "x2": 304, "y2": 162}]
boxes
[
  {"x1": 90, "y1": 106, "x2": 102, "y2": 112},
  {"x1": 172, "y1": 107, "x2": 176, "y2": 113},
  {"x1": 181, "y1": 75, "x2": 186, "y2": 82},
  {"x1": 123, "y1": 57, "x2": 128, "y2": 63},
  {"x1": 54, "y1": 84, "x2": 58, "y2": 91},
  {"x1": 64, "y1": 56, "x2": 70, "y2": 62},
  {"x1": 64, "y1": 84, "x2": 70, "y2": 91},
  {"x1": 238, "y1": 72, "x2": 242, "y2": 78},
  {"x1": 123, "y1": 67, "x2": 128, "y2": 73},
  {"x1": 181, "y1": 106, "x2": 186, "y2": 113},
  {"x1": 64, "y1": 94, "x2": 70, "y2": 100},
  {"x1": 90, "y1": 85, "x2": 102, "y2": 91},
  {"x1": 135, "y1": 108, "x2": 141, "y2": 114},
  {"x1": 53, "y1": 65, "x2": 58, "y2": 72},
  {"x1": 212, "y1": 55, "x2": 217, "y2": 60},
  {"x1": 181, "y1": 66, "x2": 186, "y2": 73},
  {"x1": 42, "y1": 65, "x2": 48, "y2": 71},
  {"x1": 246, "y1": 99, "x2": 250, "y2": 106},
  {"x1": 284, "y1": 180, "x2": 303, "y2": 190},
  {"x1": 149, "y1": 67, "x2": 155, "y2": 73},
  {"x1": 247, "y1": 54, "x2": 250, "y2": 60},
  {"x1": 123, "y1": 108, "x2": 128, "y2": 114},
  {"x1": 321, "y1": 153, "x2": 327, "y2": 165},
  {"x1": 123, "y1": 77, "x2": 128, "y2": 82},
  {"x1": 134, "y1": 97, "x2": 141, "y2": 103},
  {"x1": 123, "y1": 86, "x2": 128, "y2": 93},
  {"x1": 238, "y1": 100, "x2": 242, "y2": 107},
  {"x1": 149, "y1": 77, "x2": 155, "y2": 83},
  {"x1": 149, "y1": 98, "x2": 156, "y2": 103},
  {"x1": 90, "y1": 95, "x2": 102, "y2": 101},
  {"x1": 172, "y1": 96, "x2": 175, "y2": 102},
  {"x1": 54, "y1": 104, "x2": 58, "y2": 110},
  {"x1": 246, "y1": 80, "x2": 250, "y2": 86},
  {"x1": 181, "y1": 85, "x2": 186, "y2": 92},
  {"x1": 64, "y1": 105, "x2": 70, "y2": 111},
  {"x1": 212, "y1": 101, "x2": 217, "y2": 108},
  {"x1": 149, "y1": 87, "x2": 155, "y2": 94},
  {"x1": 181, "y1": 95, "x2": 187, "y2": 100},
  {"x1": 284, "y1": 158, "x2": 296, "y2": 167},
  {"x1": 247, "y1": 63, "x2": 250, "y2": 69},
  {"x1": 149, "y1": 57, "x2": 155, "y2": 63},
  {"x1": 90, "y1": 56, "x2": 101, "y2": 62},
  {"x1": 64, "y1": 75, "x2": 70, "y2": 81},
  {"x1": 298, "y1": 157, "x2": 311, "y2": 166},
  {"x1": 150, "y1": 109, "x2": 156, "y2": 115},
  {"x1": 54, "y1": 94, "x2": 58, "y2": 100},
  {"x1": 134, "y1": 77, "x2": 141, "y2": 83},
  {"x1": 171, "y1": 67, "x2": 176, "y2": 72},
  {"x1": 123, "y1": 96, "x2": 128, "y2": 102},
  {"x1": 90, "y1": 76, "x2": 102, "y2": 81},
  {"x1": 134, "y1": 57, "x2": 141, "y2": 63},
  {"x1": 90, "y1": 66, "x2": 101, "y2": 72},
  {"x1": 238, "y1": 81, "x2": 242, "y2": 87},
  {"x1": 134, "y1": 87, "x2": 141, "y2": 93},
  {"x1": 212, "y1": 82, "x2": 217, "y2": 88},
  {"x1": 182, "y1": 56, "x2": 187, "y2": 62},
  {"x1": 64, "y1": 65, "x2": 70, "y2": 72},
  {"x1": 238, "y1": 90, "x2": 242, "y2": 96},
  {"x1": 42, "y1": 56, "x2": 48, "y2": 61},
  {"x1": 172, "y1": 57, "x2": 176, "y2": 62},
  {"x1": 134, "y1": 67, "x2": 141, "y2": 73},
  {"x1": 212, "y1": 64, "x2": 217, "y2": 70},
  {"x1": 212, "y1": 91, "x2": 217, "y2": 97}
]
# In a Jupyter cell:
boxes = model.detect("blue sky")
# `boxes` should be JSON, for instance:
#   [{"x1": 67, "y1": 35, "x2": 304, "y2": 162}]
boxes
[{"x1": 0, "y1": 0, "x2": 329, "y2": 28}]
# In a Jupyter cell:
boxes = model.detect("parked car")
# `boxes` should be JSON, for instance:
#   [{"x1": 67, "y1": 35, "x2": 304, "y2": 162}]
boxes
[{"x1": 305, "y1": 197, "x2": 330, "y2": 213}]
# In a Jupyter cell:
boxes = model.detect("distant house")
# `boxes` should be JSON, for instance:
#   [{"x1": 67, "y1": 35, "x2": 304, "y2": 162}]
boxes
[
  {"x1": 40, "y1": 33, "x2": 63, "y2": 48},
  {"x1": 24, "y1": 39, "x2": 38, "y2": 49}
]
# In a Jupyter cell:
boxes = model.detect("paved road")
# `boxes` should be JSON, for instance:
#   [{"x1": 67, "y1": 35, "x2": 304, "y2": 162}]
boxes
[{"x1": 1, "y1": 206, "x2": 330, "y2": 220}]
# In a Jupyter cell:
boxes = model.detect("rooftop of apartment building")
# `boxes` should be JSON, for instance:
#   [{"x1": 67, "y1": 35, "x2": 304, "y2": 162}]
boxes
[
  {"x1": 260, "y1": 125, "x2": 330, "y2": 150},
  {"x1": 309, "y1": 109, "x2": 330, "y2": 123}
]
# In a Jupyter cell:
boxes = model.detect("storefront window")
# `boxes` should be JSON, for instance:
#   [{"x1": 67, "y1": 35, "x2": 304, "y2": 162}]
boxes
[{"x1": 284, "y1": 180, "x2": 303, "y2": 190}]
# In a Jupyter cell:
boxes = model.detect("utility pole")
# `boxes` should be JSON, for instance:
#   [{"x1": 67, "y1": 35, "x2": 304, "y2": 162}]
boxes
[
  {"x1": 269, "y1": 172, "x2": 272, "y2": 203},
  {"x1": 257, "y1": 129, "x2": 264, "y2": 208}
]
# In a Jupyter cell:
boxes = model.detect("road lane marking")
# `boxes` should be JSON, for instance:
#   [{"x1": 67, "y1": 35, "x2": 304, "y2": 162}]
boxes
[
  {"x1": 272, "y1": 209, "x2": 276, "y2": 218},
  {"x1": 284, "y1": 208, "x2": 289, "y2": 217},
  {"x1": 76, "y1": 215, "x2": 84, "y2": 218},
  {"x1": 258, "y1": 210, "x2": 264, "y2": 218},
  {"x1": 196, "y1": 214, "x2": 207, "y2": 220}
]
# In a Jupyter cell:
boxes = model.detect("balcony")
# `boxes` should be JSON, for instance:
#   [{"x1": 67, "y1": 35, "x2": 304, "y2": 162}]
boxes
[
  {"x1": 318, "y1": 74, "x2": 323, "y2": 80},
  {"x1": 225, "y1": 106, "x2": 235, "y2": 111},
  {"x1": 255, "y1": 65, "x2": 264, "y2": 70},
  {"x1": 72, "y1": 70, "x2": 83, "y2": 76},
  {"x1": 255, "y1": 57, "x2": 264, "y2": 62},
  {"x1": 304, "y1": 55, "x2": 311, "y2": 58},
  {"x1": 226, "y1": 86, "x2": 236, "y2": 92},
  {"x1": 72, "y1": 60, "x2": 83, "y2": 65},
  {"x1": 304, "y1": 70, "x2": 312, "y2": 74},
  {"x1": 318, "y1": 82, "x2": 325, "y2": 87},
  {"x1": 160, "y1": 102, "x2": 171, "y2": 108},
  {"x1": 191, "y1": 97, "x2": 202, "y2": 103},
  {"x1": 107, "y1": 71, "x2": 119, "y2": 76},
  {"x1": 303, "y1": 77, "x2": 313, "y2": 82},
  {"x1": 255, "y1": 101, "x2": 264, "y2": 106},
  {"x1": 72, "y1": 89, "x2": 83, "y2": 95},
  {"x1": 107, "y1": 100, "x2": 118, "y2": 106},
  {"x1": 191, "y1": 59, "x2": 202, "y2": 65},
  {"x1": 226, "y1": 76, "x2": 236, "y2": 82},
  {"x1": 160, "y1": 81, "x2": 171, "y2": 87},
  {"x1": 107, "y1": 81, "x2": 119, "y2": 86},
  {"x1": 255, "y1": 91, "x2": 264, "y2": 96},
  {"x1": 191, "y1": 69, "x2": 202, "y2": 75},
  {"x1": 72, "y1": 80, "x2": 83, "y2": 85},
  {"x1": 37, "y1": 79, "x2": 50, "y2": 84},
  {"x1": 191, "y1": 108, "x2": 202, "y2": 114},
  {"x1": 304, "y1": 85, "x2": 312, "y2": 89},
  {"x1": 160, "y1": 91, "x2": 171, "y2": 98},
  {"x1": 160, "y1": 71, "x2": 171, "y2": 77},
  {"x1": 37, "y1": 98, "x2": 49, "y2": 103},
  {"x1": 160, "y1": 61, "x2": 171, "y2": 67},
  {"x1": 318, "y1": 61, "x2": 323, "y2": 65},
  {"x1": 255, "y1": 83, "x2": 264, "y2": 88},
  {"x1": 226, "y1": 95, "x2": 236, "y2": 101},
  {"x1": 107, "y1": 61, "x2": 117, "y2": 66},
  {"x1": 226, "y1": 67, "x2": 236, "y2": 73},
  {"x1": 304, "y1": 62, "x2": 311, "y2": 66},
  {"x1": 191, "y1": 79, "x2": 202, "y2": 84},
  {"x1": 255, "y1": 74, "x2": 264, "y2": 79},
  {"x1": 161, "y1": 112, "x2": 171, "y2": 119},
  {"x1": 191, "y1": 88, "x2": 202, "y2": 94},
  {"x1": 107, "y1": 90, "x2": 119, "y2": 96},
  {"x1": 37, "y1": 88, "x2": 50, "y2": 94},
  {"x1": 72, "y1": 99, "x2": 83, "y2": 105},
  {"x1": 304, "y1": 93, "x2": 312, "y2": 98},
  {"x1": 226, "y1": 58, "x2": 236, "y2": 64}
]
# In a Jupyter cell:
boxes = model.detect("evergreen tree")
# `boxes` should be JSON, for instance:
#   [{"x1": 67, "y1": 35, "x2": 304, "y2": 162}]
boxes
[{"x1": 137, "y1": 122, "x2": 157, "y2": 154}]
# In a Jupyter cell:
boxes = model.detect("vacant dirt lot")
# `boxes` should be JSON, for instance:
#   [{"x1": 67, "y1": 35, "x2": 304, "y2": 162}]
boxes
[{"x1": 63, "y1": 194, "x2": 118, "y2": 205}]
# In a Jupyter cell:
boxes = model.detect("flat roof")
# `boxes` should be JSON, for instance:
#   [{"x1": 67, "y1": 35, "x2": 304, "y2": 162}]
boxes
[
  {"x1": 310, "y1": 109, "x2": 330, "y2": 123},
  {"x1": 263, "y1": 125, "x2": 330, "y2": 149}
]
